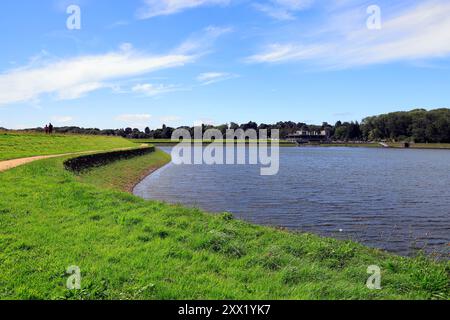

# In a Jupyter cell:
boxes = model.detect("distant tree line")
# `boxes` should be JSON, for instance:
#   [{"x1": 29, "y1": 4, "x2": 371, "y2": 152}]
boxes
[
  {"x1": 361, "y1": 108, "x2": 450, "y2": 143},
  {"x1": 20, "y1": 121, "x2": 363, "y2": 140},
  {"x1": 5, "y1": 108, "x2": 450, "y2": 143}
]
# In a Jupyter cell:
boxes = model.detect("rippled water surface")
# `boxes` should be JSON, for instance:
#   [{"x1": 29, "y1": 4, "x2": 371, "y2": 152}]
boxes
[{"x1": 134, "y1": 146, "x2": 450, "y2": 257}]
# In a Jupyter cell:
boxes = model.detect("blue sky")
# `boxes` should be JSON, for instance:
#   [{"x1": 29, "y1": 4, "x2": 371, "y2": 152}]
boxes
[{"x1": 1, "y1": 0, "x2": 450, "y2": 129}]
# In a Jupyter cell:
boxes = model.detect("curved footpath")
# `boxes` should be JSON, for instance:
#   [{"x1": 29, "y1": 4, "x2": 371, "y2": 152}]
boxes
[{"x1": 0, "y1": 145, "x2": 149, "y2": 173}]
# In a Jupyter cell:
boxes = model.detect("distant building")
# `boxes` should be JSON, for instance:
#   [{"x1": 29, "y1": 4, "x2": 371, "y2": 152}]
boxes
[{"x1": 287, "y1": 129, "x2": 331, "y2": 143}]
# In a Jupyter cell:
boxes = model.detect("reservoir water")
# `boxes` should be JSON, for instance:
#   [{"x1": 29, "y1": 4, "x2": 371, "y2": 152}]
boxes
[{"x1": 134, "y1": 146, "x2": 450, "y2": 258}]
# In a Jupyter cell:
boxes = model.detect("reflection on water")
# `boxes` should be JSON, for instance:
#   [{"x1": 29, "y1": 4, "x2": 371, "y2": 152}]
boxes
[{"x1": 134, "y1": 146, "x2": 450, "y2": 258}]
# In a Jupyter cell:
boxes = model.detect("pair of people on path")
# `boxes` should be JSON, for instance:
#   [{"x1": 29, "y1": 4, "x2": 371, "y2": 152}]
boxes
[{"x1": 44, "y1": 123, "x2": 54, "y2": 134}]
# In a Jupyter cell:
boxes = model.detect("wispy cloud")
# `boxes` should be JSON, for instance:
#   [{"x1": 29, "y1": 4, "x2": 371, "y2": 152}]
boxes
[
  {"x1": 253, "y1": 0, "x2": 314, "y2": 20},
  {"x1": 132, "y1": 83, "x2": 187, "y2": 97},
  {"x1": 57, "y1": 82, "x2": 106, "y2": 100},
  {"x1": 196, "y1": 72, "x2": 238, "y2": 85},
  {"x1": 0, "y1": 23, "x2": 234, "y2": 106},
  {"x1": 246, "y1": 43, "x2": 328, "y2": 63},
  {"x1": 137, "y1": 0, "x2": 230, "y2": 19},
  {"x1": 175, "y1": 25, "x2": 234, "y2": 55},
  {"x1": 0, "y1": 44, "x2": 195, "y2": 106},
  {"x1": 247, "y1": 0, "x2": 450, "y2": 69}
]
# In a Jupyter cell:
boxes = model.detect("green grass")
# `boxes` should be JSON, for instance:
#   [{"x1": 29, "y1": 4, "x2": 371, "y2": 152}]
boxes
[
  {"x1": 77, "y1": 149, "x2": 171, "y2": 192},
  {"x1": 0, "y1": 133, "x2": 135, "y2": 161},
  {"x1": 0, "y1": 148, "x2": 448, "y2": 300}
]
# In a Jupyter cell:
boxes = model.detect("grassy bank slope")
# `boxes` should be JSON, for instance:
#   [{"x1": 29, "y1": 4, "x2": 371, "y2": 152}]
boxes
[
  {"x1": 77, "y1": 149, "x2": 171, "y2": 192},
  {"x1": 0, "y1": 151, "x2": 448, "y2": 300},
  {"x1": 0, "y1": 133, "x2": 135, "y2": 161}
]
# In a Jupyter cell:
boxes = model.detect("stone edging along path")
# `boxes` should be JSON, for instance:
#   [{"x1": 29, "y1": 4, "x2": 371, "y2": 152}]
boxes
[{"x1": 0, "y1": 145, "x2": 150, "y2": 173}]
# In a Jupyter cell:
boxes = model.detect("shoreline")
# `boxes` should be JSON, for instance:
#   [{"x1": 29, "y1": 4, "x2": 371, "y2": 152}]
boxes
[
  {"x1": 127, "y1": 160, "x2": 170, "y2": 194},
  {"x1": 131, "y1": 140, "x2": 450, "y2": 150}
]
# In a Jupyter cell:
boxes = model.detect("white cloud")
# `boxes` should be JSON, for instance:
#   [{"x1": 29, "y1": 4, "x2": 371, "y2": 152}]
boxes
[
  {"x1": 196, "y1": 72, "x2": 238, "y2": 85},
  {"x1": 253, "y1": 3, "x2": 295, "y2": 20},
  {"x1": 137, "y1": 0, "x2": 230, "y2": 19},
  {"x1": 253, "y1": 0, "x2": 314, "y2": 20},
  {"x1": 175, "y1": 25, "x2": 234, "y2": 55},
  {"x1": 56, "y1": 82, "x2": 105, "y2": 100},
  {"x1": 132, "y1": 83, "x2": 186, "y2": 97},
  {"x1": 0, "y1": 26, "x2": 232, "y2": 106},
  {"x1": 0, "y1": 44, "x2": 195, "y2": 106},
  {"x1": 247, "y1": 0, "x2": 450, "y2": 68},
  {"x1": 246, "y1": 43, "x2": 328, "y2": 63}
]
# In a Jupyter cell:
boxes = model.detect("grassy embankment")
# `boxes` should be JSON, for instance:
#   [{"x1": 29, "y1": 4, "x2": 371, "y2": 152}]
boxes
[
  {"x1": 0, "y1": 132, "x2": 135, "y2": 161},
  {"x1": 77, "y1": 149, "x2": 171, "y2": 193},
  {"x1": 0, "y1": 134, "x2": 448, "y2": 300}
]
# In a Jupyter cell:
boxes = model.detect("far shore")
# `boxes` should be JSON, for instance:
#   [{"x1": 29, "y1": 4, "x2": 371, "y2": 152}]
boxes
[
  {"x1": 317, "y1": 142, "x2": 450, "y2": 150},
  {"x1": 129, "y1": 139, "x2": 450, "y2": 150}
]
